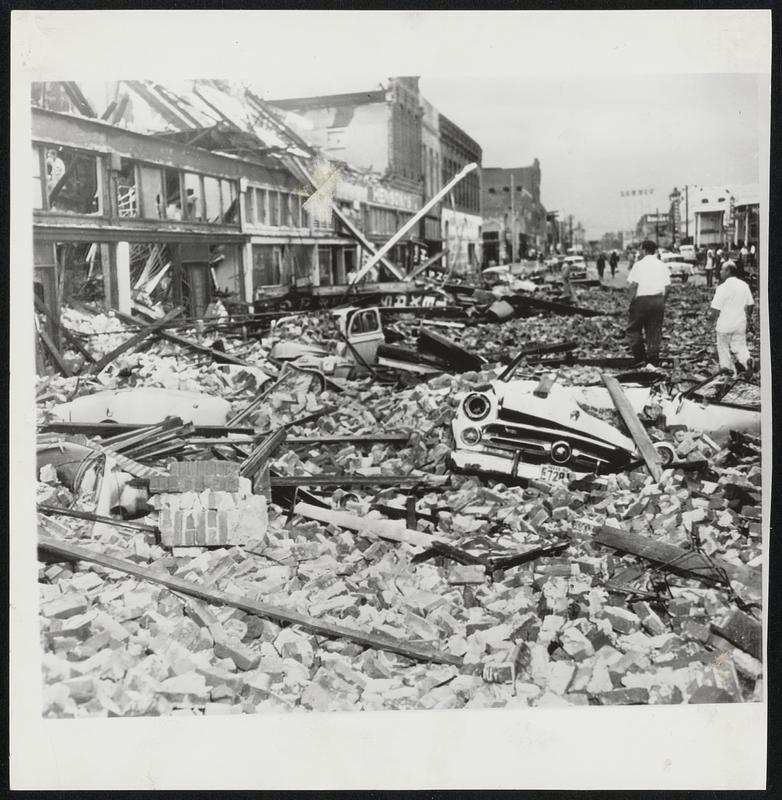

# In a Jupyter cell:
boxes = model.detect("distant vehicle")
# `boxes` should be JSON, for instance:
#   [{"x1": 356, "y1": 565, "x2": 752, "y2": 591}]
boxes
[
  {"x1": 660, "y1": 252, "x2": 694, "y2": 282},
  {"x1": 561, "y1": 255, "x2": 600, "y2": 282},
  {"x1": 678, "y1": 244, "x2": 697, "y2": 264}
]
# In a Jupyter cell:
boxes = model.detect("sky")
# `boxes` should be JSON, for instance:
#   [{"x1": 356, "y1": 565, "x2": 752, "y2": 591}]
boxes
[{"x1": 259, "y1": 73, "x2": 762, "y2": 239}]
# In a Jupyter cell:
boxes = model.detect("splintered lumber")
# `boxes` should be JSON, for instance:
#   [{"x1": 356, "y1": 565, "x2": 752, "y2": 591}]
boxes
[
  {"x1": 294, "y1": 502, "x2": 449, "y2": 549},
  {"x1": 37, "y1": 505, "x2": 158, "y2": 533},
  {"x1": 41, "y1": 422, "x2": 255, "y2": 438},
  {"x1": 38, "y1": 326, "x2": 72, "y2": 376},
  {"x1": 90, "y1": 306, "x2": 183, "y2": 374},
  {"x1": 411, "y1": 541, "x2": 488, "y2": 567},
  {"x1": 89, "y1": 441, "x2": 168, "y2": 478},
  {"x1": 37, "y1": 534, "x2": 460, "y2": 666},
  {"x1": 595, "y1": 526, "x2": 761, "y2": 590},
  {"x1": 239, "y1": 427, "x2": 286, "y2": 479},
  {"x1": 114, "y1": 311, "x2": 254, "y2": 368},
  {"x1": 489, "y1": 541, "x2": 570, "y2": 571},
  {"x1": 496, "y1": 341, "x2": 577, "y2": 380},
  {"x1": 710, "y1": 610, "x2": 762, "y2": 660},
  {"x1": 507, "y1": 294, "x2": 603, "y2": 318},
  {"x1": 404, "y1": 250, "x2": 446, "y2": 282},
  {"x1": 601, "y1": 372, "x2": 662, "y2": 481},
  {"x1": 35, "y1": 294, "x2": 96, "y2": 364},
  {"x1": 271, "y1": 473, "x2": 447, "y2": 488}
]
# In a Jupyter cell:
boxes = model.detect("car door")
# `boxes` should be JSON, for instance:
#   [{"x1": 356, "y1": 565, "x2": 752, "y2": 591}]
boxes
[{"x1": 345, "y1": 308, "x2": 384, "y2": 364}]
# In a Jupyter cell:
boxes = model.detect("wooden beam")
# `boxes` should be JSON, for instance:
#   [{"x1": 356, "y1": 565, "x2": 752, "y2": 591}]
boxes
[
  {"x1": 89, "y1": 306, "x2": 183, "y2": 374},
  {"x1": 404, "y1": 250, "x2": 446, "y2": 283},
  {"x1": 710, "y1": 610, "x2": 762, "y2": 660},
  {"x1": 37, "y1": 505, "x2": 157, "y2": 533},
  {"x1": 601, "y1": 372, "x2": 662, "y2": 481},
  {"x1": 114, "y1": 311, "x2": 254, "y2": 367},
  {"x1": 37, "y1": 534, "x2": 460, "y2": 666},
  {"x1": 347, "y1": 162, "x2": 478, "y2": 288},
  {"x1": 274, "y1": 474, "x2": 447, "y2": 488},
  {"x1": 37, "y1": 326, "x2": 72, "y2": 376},
  {"x1": 294, "y1": 501, "x2": 449, "y2": 549},
  {"x1": 239, "y1": 428, "x2": 287, "y2": 479},
  {"x1": 40, "y1": 422, "x2": 255, "y2": 438},
  {"x1": 594, "y1": 526, "x2": 761, "y2": 591}
]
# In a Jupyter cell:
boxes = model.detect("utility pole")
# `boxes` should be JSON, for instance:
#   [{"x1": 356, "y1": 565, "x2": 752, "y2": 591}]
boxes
[
  {"x1": 685, "y1": 184, "x2": 689, "y2": 242},
  {"x1": 509, "y1": 171, "x2": 516, "y2": 263},
  {"x1": 655, "y1": 208, "x2": 659, "y2": 245}
]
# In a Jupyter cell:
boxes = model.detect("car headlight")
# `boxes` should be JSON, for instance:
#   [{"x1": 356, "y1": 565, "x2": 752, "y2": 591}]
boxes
[
  {"x1": 461, "y1": 427, "x2": 482, "y2": 446},
  {"x1": 550, "y1": 440, "x2": 572, "y2": 464},
  {"x1": 463, "y1": 392, "x2": 491, "y2": 421}
]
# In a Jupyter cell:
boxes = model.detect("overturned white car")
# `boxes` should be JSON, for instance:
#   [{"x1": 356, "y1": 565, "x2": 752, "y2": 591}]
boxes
[{"x1": 450, "y1": 374, "x2": 760, "y2": 484}]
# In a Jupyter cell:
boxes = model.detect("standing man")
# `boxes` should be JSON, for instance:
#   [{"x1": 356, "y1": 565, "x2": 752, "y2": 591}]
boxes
[
  {"x1": 609, "y1": 250, "x2": 619, "y2": 280},
  {"x1": 625, "y1": 239, "x2": 671, "y2": 366},
  {"x1": 596, "y1": 251, "x2": 606, "y2": 281},
  {"x1": 704, "y1": 248, "x2": 715, "y2": 288},
  {"x1": 710, "y1": 260, "x2": 754, "y2": 376}
]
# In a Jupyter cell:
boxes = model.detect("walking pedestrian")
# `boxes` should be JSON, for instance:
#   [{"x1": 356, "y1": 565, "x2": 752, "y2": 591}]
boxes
[
  {"x1": 625, "y1": 239, "x2": 671, "y2": 366},
  {"x1": 596, "y1": 251, "x2": 606, "y2": 281},
  {"x1": 609, "y1": 250, "x2": 619, "y2": 279},
  {"x1": 709, "y1": 260, "x2": 754, "y2": 377},
  {"x1": 561, "y1": 259, "x2": 576, "y2": 302},
  {"x1": 705, "y1": 248, "x2": 715, "y2": 288}
]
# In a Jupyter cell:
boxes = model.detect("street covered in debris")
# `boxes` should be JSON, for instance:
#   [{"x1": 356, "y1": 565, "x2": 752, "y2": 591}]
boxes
[{"x1": 36, "y1": 271, "x2": 763, "y2": 714}]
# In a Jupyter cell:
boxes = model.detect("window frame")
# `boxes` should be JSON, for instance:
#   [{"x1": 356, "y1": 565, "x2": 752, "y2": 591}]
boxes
[{"x1": 33, "y1": 141, "x2": 104, "y2": 216}]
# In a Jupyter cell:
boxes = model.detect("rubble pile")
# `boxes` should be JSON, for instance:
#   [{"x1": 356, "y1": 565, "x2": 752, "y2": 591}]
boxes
[{"x1": 35, "y1": 281, "x2": 763, "y2": 716}]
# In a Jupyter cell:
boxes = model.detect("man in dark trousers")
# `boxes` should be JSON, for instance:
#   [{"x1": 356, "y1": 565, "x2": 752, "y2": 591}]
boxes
[
  {"x1": 625, "y1": 239, "x2": 671, "y2": 366},
  {"x1": 596, "y1": 251, "x2": 606, "y2": 281},
  {"x1": 609, "y1": 250, "x2": 619, "y2": 279}
]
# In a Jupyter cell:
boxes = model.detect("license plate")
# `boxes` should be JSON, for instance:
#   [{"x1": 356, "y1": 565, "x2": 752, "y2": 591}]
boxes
[{"x1": 540, "y1": 465, "x2": 571, "y2": 483}]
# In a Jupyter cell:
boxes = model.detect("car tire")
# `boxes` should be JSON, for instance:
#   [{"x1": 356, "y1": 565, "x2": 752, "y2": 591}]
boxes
[{"x1": 653, "y1": 441, "x2": 677, "y2": 466}]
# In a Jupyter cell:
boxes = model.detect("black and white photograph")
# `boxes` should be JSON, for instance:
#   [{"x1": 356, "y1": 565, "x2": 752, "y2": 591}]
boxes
[{"x1": 10, "y1": 9, "x2": 771, "y2": 791}]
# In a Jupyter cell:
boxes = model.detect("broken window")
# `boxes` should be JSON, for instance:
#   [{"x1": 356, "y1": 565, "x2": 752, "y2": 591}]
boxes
[
  {"x1": 32, "y1": 147, "x2": 44, "y2": 209},
  {"x1": 116, "y1": 159, "x2": 138, "y2": 218},
  {"x1": 210, "y1": 244, "x2": 242, "y2": 298},
  {"x1": 203, "y1": 176, "x2": 222, "y2": 223},
  {"x1": 252, "y1": 244, "x2": 282, "y2": 288},
  {"x1": 184, "y1": 173, "x2": 204, "y2": 221},
  {"x1": 57, "y1": 242, "x2": 108, "y2": 308},
  {"x1": 34, "y1": 144, "x2": 102, "y2": 215},
  {"x1": 165, "y1": 169, "x2": 183, "y2": 220},
  {"x1": 129, "y1": 243, "x2": 173, "y2": 305},
  {"x1": 268, "y1": 191, "x2": 279, "y2": 226},
  {"x1": 288, "y1": 244, "x2": 312, "y2": 282},
  {"x1": 221, "y1": 179, "x2": 238, "y2": 224},
  {"x1": 253, "y1": 188, "x2": 266, "y2": 224},
  {"x1": 138, "y1": 164, "x2": 164, "y2": 219}
]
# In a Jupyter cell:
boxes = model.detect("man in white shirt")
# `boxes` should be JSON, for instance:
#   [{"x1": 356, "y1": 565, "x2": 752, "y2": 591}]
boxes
[
  {"x1": 625, "y1": 239, "x2": 671, "y2": 365},
  {"x1": 710, "y1": 260, "x2": 754, "y2": 375}
]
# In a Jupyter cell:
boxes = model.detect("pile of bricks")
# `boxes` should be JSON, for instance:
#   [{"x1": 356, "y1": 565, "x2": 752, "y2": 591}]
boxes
[{"x1": 36, "y1": 280, "x2": 763, "y2": 716}]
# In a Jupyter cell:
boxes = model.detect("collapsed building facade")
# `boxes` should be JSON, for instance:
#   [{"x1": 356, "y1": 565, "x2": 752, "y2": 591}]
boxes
[{"x1": 33, "y1": 78, "x2": 486, "y2": 346}]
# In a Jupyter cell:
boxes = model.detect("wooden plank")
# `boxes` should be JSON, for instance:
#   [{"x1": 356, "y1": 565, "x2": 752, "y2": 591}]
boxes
[
  {"x1": 34, "y1": 295, "x2": 96, "y2": 364},
  {"x1": 294, "y1": 501, "x2": 449, "y2": 549},
  {"x1": 90, "y1": 306, "x2": 183, "y2": 374},
  {"x1": 274, "y1": 473, "x2": 446, "y2": 488},
  {"x1": 114, "y1": 310, "x2": 254, "y2": 368},
  {"x1": 595, "y1": 526, "x2": 762, "y2": 590},
  {"x1": 37, "y1": 326, "x2": 72, "y2": 377},
  {"x1": 37, "y1": 534, "x2": 460, "y2": 666},
  {"x1": 239, "y1": 428, "x2": 287, "y2": 479},
  {"x1": 37, "y1": 505, "x2": 157, "y2": 533},
  {"x1": 710, "y1": 610, "x2": 762, "y2": 660},
  {"x1": 533, "y1": 373, "x2": 557, "y2": 399},
  {"x1": 40, "y1": 421, "x2": 255, "y2": 438},
  {"x1": 601, "y1": 372, "x2": 662, "y2": 481}
]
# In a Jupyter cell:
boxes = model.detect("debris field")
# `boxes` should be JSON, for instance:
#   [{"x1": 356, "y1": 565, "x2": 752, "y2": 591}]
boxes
[{"x1": 35, "y1": 281, "x2": 763, "y2": 716}]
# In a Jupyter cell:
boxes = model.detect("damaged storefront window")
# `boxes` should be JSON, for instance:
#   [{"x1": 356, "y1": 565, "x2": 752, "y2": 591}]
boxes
[
  {"x1": 252, "y1": 243, "x2": 283, "y2": 288},
  {"x1": 34, "y1": 144, "x2": 101, "y2": 215},
  {"x1": 116, "y1": 158, "x2": 138, "y2": 218},
  {"x1": 58, "y1": 242, "x2": 109, "y2": 308}
]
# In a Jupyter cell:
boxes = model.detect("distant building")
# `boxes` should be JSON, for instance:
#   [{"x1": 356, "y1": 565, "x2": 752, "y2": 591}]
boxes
[
  {"x1": 691, "y1": 184, "x2": 759, "y2": 249},
  {"x1": 635, "y1": 211, "x2": 673, "y2": 248},
  {"x1": 270, "y1": 77, "x2": 483, "y2": 274},
  {"x1": 480, "y1": 160, "x2": 547, "y2": 266}
]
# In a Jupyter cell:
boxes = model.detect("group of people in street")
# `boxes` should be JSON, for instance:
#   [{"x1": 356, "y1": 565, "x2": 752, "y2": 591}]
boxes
[
  {"x1": 595, "y1": 251, "x2": 619, "y2": 282},
  {"x1": 625, "y1": 239, "x2": 755, "y2": 377}
]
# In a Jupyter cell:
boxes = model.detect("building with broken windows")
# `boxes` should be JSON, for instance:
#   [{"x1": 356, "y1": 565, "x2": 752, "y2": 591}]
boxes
[
  {"x1": 269, "y1": 76, "x2": 483, "y2": 275},
  {"x1": 480, "y1": 161, "x2": 548, "y2": 266},
  {"x1": 32, "y1": 79, "x2": 474, "y2": 341}
]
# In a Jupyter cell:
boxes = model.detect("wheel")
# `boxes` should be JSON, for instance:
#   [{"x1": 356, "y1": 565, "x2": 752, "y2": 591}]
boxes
[{"x1": 653, "y1": 441, "x2": 677, "y2": 467}]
